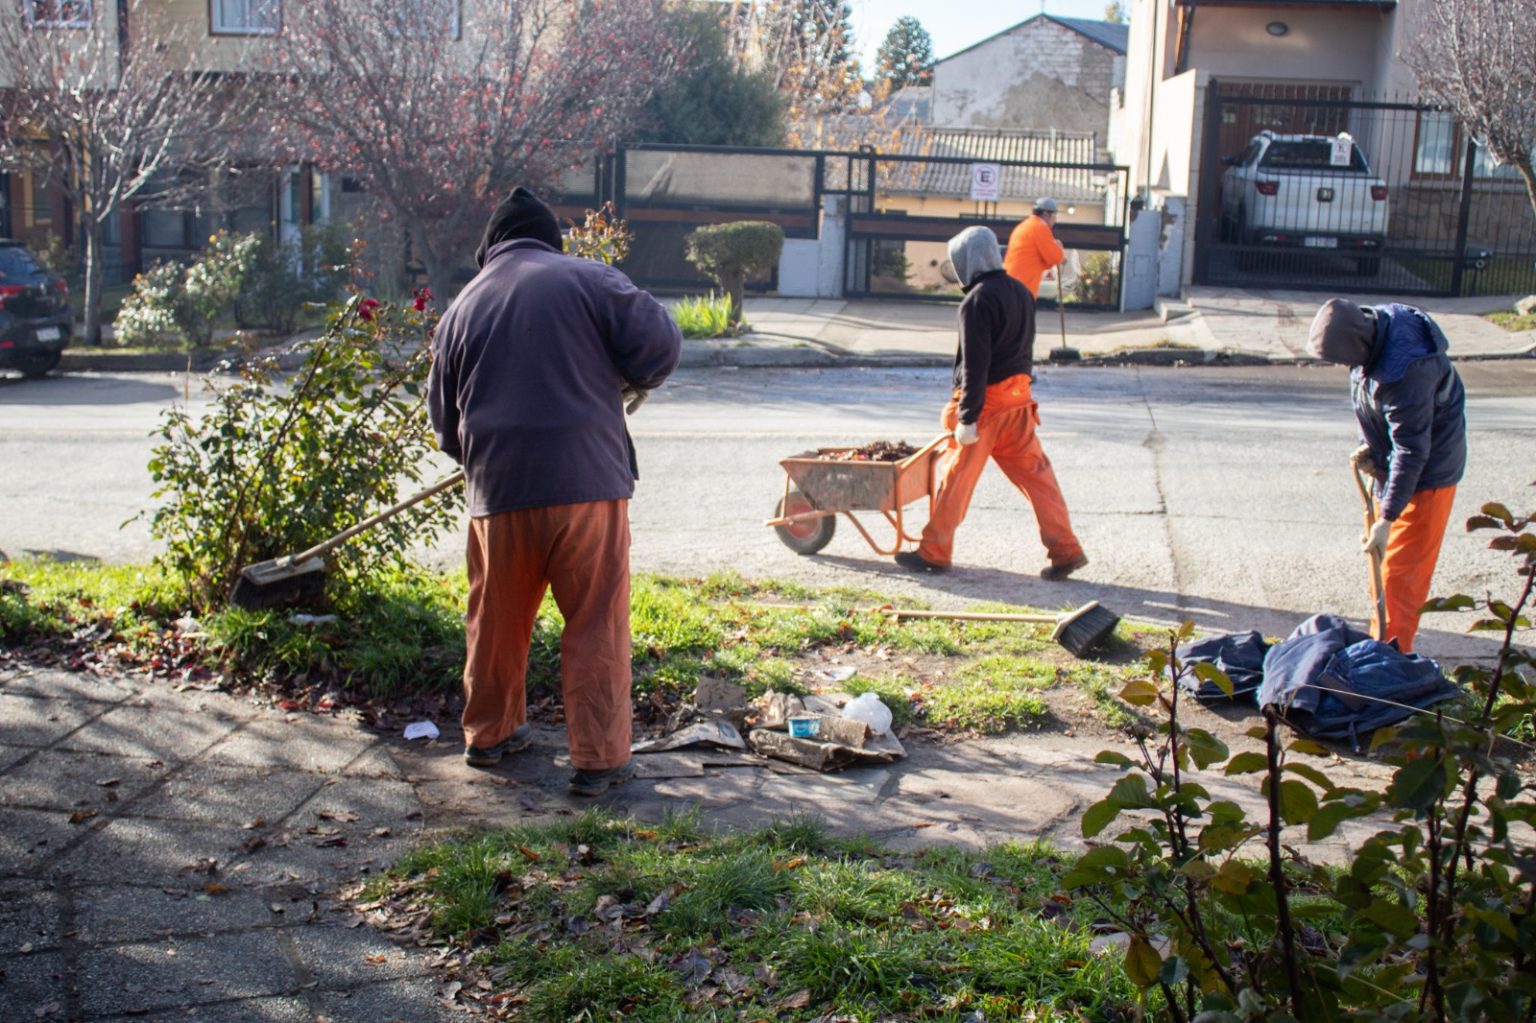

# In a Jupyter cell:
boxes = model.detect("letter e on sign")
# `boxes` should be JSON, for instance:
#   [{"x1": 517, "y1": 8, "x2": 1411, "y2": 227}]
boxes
[{"x1": 970, "y1": 163, "x2": 1001, "y2": 202}]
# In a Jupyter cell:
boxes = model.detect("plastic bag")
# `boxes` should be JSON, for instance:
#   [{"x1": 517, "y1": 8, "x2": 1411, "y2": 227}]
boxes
[{"x1": 841, "y1": 692, "x2": 893, "y2": 736}]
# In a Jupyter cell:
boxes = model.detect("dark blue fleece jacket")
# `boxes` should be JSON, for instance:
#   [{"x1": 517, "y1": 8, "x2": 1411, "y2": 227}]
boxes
[
  {"x1": 427, "y1": 239, "x2": 681, "y2": 517},
  {"x1": 1350, "y1": 304, "x2": 1466, "y2": 521}
]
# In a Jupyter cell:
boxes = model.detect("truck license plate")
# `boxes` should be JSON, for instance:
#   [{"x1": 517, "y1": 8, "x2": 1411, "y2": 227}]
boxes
[
  {"x1": 35, "y1": 326, "x2": 62, "y2": 342},
  {"x1": 1303, "y1": 237, "x2": 1339, "y2": 249}
]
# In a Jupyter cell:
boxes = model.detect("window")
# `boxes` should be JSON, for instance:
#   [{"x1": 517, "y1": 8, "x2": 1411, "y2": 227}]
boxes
[
  {"x1": 211, "y1": 0, "x2": 280, "y2": 36},
  {"x1": 1260, "y1": 140, "x2": 1369, "y2": 173},
  {"x1": 1414, "y1": 111, "x2": 1529, "y2": 181},
  {"x1": 24, "y1": 1, "x2": 92, "y2": 28}
]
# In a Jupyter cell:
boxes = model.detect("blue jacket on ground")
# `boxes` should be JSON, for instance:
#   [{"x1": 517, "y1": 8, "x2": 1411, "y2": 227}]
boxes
[
  {"x1": 1352, "y1": 304, "x2": 1466, "y2": 521},
  {"x1": 428, "y1": 239, "x2": 682, "y2": 518},
  {"x1": 1258, "y1": 613, "x2": 1459, "y2": 748}
]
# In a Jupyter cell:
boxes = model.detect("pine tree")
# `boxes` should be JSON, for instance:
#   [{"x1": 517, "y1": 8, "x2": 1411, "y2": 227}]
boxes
[{"x1": 875, "y1": 16, "x2": 934, "y2": 90}]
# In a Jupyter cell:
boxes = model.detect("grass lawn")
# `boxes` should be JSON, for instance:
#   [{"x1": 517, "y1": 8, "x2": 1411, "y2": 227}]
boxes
[
  {"x1": 359, "y1": 809, "x2": 1146, "y2": 1022},
  {"x1": 1395, "y1": 254, "x2": 1536, "y2": 297},
  {"x1": 0, "y1": 560, "x2": 1149, "y2": 737},
  {"x1": 1483, "y1": 310, "x2": 1536, "y2": 332}
]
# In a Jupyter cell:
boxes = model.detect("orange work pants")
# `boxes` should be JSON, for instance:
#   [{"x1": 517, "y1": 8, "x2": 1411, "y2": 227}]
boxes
[
  {"x1": 461, "y1": 500, "x2": 632, "y2": 771},
  {"x1": 916, "y1": 374, "x2": 1084, "y2": 568},
  {"x1": 1378, "y1": 484, "x2": 1456, "y2": 654}
]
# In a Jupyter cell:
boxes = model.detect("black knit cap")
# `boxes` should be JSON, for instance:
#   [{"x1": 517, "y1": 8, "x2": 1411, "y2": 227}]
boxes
[{"x1": 474, "y1": 186, "x2": 563, "y2": 267}]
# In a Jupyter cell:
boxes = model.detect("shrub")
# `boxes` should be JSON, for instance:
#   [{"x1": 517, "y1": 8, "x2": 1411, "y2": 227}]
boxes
[
  {"x1": 116, "y1": 230, "x2": 261, "y2": 347},
  {"x1": 1070, "y1": 495, "x2": 1536, "y2": 1021},
  {"x1": 683, "y1": 220, "x2": 783, "y2": 325},
  {"x1": 1068, "y1": 251, "x2": 1117, "y2": 306},
  {"x1": 669, "y1": 292, "x2": 733, "y2": 338},
  {"x1": 234, "y1": 224, "x2": 353, "y2": 334},
  {"x1": 564, "y1": 202, "x2": 632, "y2": 266},
  {"x1": 143, "y1": 290, "x2": 460, "y2": 610}
]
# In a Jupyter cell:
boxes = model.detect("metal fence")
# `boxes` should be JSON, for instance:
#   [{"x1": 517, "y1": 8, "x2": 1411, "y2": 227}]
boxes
[
  {"x1": 1194, "y1": 85, "x2": 1536, "y2": 298},
  {"x1": 556, "y1": 143, "x2": 1131, "y2": 307}
]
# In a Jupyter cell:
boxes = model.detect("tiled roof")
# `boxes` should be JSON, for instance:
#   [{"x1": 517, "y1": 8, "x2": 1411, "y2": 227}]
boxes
[
  {"x1": 883, "y1": 128, "x2": 1105, "y2": 203},
  {"x1": 1045, "y1": 16, "x2": 1129, "y2": 55}
]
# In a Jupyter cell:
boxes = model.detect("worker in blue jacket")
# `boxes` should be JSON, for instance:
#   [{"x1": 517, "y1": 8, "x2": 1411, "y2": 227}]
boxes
[{"x1": 1307, "y1": 299, "x2": 1466, "y2": 652}]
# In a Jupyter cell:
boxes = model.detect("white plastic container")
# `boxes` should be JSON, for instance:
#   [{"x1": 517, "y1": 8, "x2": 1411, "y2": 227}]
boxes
[{"x1": 841, "y1": 692, "x2": 893, "y2": 736}]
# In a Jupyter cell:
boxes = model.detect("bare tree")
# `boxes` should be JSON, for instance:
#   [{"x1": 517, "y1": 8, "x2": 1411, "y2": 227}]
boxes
[
  {"x1": 269, "y1": 0, "x2": 679, "y2": 303},
  {"x1": 730, "y1": 0, "x2": 864, "y2": 146},
  {"x1": 1405, "y1": 0, "x2": 1536, "y2": 219},
  {"x1": 0, "y1": 1, "x2": 254, "y2": 344}
]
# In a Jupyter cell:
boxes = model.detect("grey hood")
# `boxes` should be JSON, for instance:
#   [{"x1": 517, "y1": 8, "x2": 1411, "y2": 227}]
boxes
[{"x1": 948, "y1": 226, "x2": 1003, "y2": 289}]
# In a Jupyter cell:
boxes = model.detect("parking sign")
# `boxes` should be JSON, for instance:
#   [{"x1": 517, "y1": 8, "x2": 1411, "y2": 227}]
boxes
[{"x1": 969, "y1": 163, "x2": 1001, "y2": 201}]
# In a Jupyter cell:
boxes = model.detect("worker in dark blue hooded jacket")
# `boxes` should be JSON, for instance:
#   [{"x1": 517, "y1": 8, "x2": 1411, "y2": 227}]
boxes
[{"x1": 1307, "y1": 299, "x2": 1466, "y2": 652}]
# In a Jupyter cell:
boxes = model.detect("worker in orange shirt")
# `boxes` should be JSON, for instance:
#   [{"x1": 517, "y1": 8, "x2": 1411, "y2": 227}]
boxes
[{"x1": 1004, "y1": 197, "x2": 1065, "y2": 298}]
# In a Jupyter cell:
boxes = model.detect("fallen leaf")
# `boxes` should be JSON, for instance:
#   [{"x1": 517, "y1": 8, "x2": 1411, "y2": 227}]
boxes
[
  {"x1": 96, "y1": 778, "x2": 120, "y2": 788},
  {"x1": 243, "y1": 817, "x2": 266, "y2": 830},
  {"x1": 364, "y1": 953, "x2": 387, "y2": 964},
  {"x1": 68, "y1": 810, "x2": 96, "y2": 825},
  {"x1": 202, "y1": 883, "x2": 229, "y2": 895},
  {"x1": 778, "y1": 990, "x2": 812, "y2": 1009},
  {"x1": 316, "y1": 809, "x2": 360, "y2": 823}
]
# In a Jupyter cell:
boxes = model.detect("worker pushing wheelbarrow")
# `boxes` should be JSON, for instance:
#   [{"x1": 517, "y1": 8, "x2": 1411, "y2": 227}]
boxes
[{"x1": 765, "y1": 434, "x2": 949, "y2": 556}]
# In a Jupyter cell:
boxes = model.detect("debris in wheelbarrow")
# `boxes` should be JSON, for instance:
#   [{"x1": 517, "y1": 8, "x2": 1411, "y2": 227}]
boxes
[{"x1": 824, "y1": 440, "x2": 918, "y2": 462}]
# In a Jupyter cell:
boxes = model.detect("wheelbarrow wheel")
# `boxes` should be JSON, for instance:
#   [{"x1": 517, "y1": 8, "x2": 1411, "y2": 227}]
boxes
[{"x1": 774, "y1": 488, "x2": 836, "y2": 555}]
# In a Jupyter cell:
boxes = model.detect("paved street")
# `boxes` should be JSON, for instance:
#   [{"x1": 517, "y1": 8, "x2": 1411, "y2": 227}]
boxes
[{"x1": 3, "y1": 362, "x2": 1532, "y2": 662}]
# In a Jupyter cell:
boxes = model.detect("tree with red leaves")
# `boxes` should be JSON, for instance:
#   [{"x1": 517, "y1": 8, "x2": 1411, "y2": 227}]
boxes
[{"x1": 269, "y1": 0, "x2": 681, "y2": 303}]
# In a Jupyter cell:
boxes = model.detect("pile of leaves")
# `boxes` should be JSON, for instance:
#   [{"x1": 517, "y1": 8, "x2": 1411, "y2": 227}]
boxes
[{"x1": 822, "y1": 440, "x2": 919, "y2": 463}]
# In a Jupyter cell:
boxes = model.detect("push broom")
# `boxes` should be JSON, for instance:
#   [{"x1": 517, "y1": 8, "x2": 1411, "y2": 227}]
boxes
[
  {"x1": 229, "y1": 470, "x2": 464, "y2": 611},
  {"x1": 882, "y1": 602, "x2": 1121, "y2": 658}
]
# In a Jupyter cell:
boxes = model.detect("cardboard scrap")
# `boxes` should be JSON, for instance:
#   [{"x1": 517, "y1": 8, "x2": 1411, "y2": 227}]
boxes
[
  {"x1": 749, "y1": 726, "x2": 905, "y2": 772},
  {"x1": 631, "y1": 719, "x2": 747, "y2": 754}
]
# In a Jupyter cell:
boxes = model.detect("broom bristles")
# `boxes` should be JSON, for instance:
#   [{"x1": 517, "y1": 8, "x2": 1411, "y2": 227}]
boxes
[{"x1": 1052, "y1": 601, "x2": 1121, "y2": 657}]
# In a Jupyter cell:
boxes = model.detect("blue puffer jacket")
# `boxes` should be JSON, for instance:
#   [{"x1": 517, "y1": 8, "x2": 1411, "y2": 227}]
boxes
[{"x1": 1351, "y1": 304, "x2": 1466, "y2": 521}]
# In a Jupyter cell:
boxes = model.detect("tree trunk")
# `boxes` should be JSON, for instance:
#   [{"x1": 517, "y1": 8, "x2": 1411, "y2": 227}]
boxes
[
  {"x1": 724, "y1": 272, "x2": 746, "y2": 326},
  {"x1": 81, "y1": 220, "x2": 106, "y2": 346},
  {"x1": 1516, "y1": 157, "x2": 1536, "y2": 228}
]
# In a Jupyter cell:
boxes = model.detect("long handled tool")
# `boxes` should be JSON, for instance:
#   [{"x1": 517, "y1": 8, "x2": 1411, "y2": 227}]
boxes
[
  {"x1": 1352, "y1": 465, "x2": 1389, "y2": 639},
  {"x1": 1046, "y1": 260, "x2": 1080, "y2": 362},
  {"x1": 229, "y1": 470, "x2": 464, "y2": 611},
  {"x1": 884, "y1": 602, "x2": 1121, "y2": 658}
]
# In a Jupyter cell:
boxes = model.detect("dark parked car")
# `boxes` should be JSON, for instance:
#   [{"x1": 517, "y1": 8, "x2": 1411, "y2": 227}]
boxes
[{"x1": 0, "y1": 240, "x2": 72, "y2": 378}]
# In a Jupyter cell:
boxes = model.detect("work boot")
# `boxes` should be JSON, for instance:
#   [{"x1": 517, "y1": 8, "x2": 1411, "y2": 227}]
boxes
[
  {"x1": 463, "y1": 724, "x2": 533, "y2": 767},
  {"x1": 1040, "y1": 554, "x2": 1089, "y2": 581},
  {"x1": 894, "y1": 550, "x2": 949, "y2": 574},
  {"x1": 568, "y1": 759, "x2": 637, "y2": 797}
]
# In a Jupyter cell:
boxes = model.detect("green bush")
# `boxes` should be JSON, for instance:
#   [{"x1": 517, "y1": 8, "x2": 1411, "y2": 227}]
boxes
[
  {"x1": 142, "y1": 292, "x2": 461, "y2": 610},
  {"x1": 683, "y1": 220, "x2": 783, "y2": 325},
  {"x1": 234, "y1": 224, "x2": 352, "y2": 334},
  {"x1": 1068, "y1": 251, "x2": 1117, "y2": 306},
  {"x1": 1070, "y1": 497, "x2": 1536, "y2": 1021},
  {"x1": 115, "y1": 230, "x2": 261, "y2": 348},
  {"x1": 564, "y1": 202, "x2": 631, "y2": 266},
  {"x1": 669, "y1": 292, "x2": 733, "y2": 338}
]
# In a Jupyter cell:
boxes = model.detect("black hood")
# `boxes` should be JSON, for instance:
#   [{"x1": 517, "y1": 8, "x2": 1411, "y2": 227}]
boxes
[{"x1": 474, "y1": 186, "x2": 563, "y2": 267}]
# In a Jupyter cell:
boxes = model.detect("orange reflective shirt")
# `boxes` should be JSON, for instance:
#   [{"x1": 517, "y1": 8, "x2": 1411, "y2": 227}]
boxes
[{"x1": 1004, "y1": 214, "x2": 1065, "y2": 298}]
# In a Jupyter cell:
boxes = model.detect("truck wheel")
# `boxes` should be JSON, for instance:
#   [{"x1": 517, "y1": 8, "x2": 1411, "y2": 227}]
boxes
[
  {"x1": 1357, "y1": 257, "x2": 1381, "y2": 278},
  {"x1": 774, "y1": 488, "x2": 836, "y2": 555},
  {"x1": 14, "y1": 350, "x2": 61, "y2": 379}
]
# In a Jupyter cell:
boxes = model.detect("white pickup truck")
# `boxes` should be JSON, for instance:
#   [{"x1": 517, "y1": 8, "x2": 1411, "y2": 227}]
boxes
[{"x1": 1219, "y1": 131, "x2": 1390, "y2": 276}]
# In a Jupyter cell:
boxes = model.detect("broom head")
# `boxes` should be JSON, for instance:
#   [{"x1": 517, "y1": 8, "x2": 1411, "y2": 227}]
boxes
[{"x1": 1051, "y1": 600, "x2": 1120, "y2": 657}]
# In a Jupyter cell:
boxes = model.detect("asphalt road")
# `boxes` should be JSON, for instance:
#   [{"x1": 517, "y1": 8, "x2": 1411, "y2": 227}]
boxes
[{"x1": 2, "y1": 362, "x2": 1532, "y2": 663}]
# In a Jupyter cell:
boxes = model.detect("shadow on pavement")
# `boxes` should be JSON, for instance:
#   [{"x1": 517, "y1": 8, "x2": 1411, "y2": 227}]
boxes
[{"x1": 0, "y1": 373, "x2": 181, "y2": 405}]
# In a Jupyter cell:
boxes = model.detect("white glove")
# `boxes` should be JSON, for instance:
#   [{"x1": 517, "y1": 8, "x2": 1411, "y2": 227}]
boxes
[
  {"x1": 620, "y1": 385, "x2": 649, "y2": 415},
  {"x1": 1363, "y1": 517, "x2": 1391, "y2": 559},
  {"x1": 953, "y1": 421, "x2": 980, "y2": 446}
]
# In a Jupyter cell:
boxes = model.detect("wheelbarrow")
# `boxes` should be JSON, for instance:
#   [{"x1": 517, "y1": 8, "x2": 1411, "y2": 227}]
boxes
[{"x1": 765, "y1": 434, "x2": 949, "y2": 556}]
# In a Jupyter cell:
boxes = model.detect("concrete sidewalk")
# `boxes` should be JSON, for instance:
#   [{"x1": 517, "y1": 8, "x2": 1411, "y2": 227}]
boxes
[
  {"x1": 676, "y1": 290, "x2": 1536, "y2": 368},
  {"x1": 3, "y1": 654, "x2": 1417, "y2": 1020}
]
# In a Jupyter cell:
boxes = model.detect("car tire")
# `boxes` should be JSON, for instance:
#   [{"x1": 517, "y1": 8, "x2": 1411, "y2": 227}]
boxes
[
  {"x1": 773, "y1": 488, "x2": 836, "y2": 556},
  {"x1": 14, "y1": 350, "x2": 61, "y2": 379}
]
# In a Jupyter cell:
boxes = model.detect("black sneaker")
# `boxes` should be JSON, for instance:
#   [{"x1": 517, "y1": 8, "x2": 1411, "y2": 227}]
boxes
[
  {"x1": 894, "y1": 550, "x2": 949, "y2": 573},
  {"x1": 1040, "y1": 554, "x2": 1089, "y2": 581},
  {"x1": 463, "y1": 724, "x2": 532, "y2": 767},
  {"x1": 568, "y1": 760, "x2": 637, "y2": 797}
]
